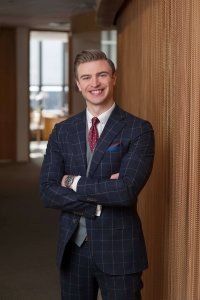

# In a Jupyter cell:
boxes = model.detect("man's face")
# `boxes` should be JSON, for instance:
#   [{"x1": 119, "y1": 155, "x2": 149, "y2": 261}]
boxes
[{"x1": 76, "y1": 59, "x2": 116, "y2": 110}]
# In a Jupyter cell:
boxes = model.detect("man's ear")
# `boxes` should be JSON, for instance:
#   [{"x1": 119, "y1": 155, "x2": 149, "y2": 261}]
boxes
[
  {"x1": 76, "y1": 80, "x2": 81, "y2": 92},
  {"x1": 113, "y1": 73, "x2": 117, "y2": 86}
]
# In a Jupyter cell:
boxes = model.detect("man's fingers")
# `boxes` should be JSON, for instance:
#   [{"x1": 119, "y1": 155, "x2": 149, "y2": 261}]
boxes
[
  {"x1": 61, "y1": 175, "x2": 67, "y2": 187},
  {"x1": 110, "y1": 173, "x2": 119, "y2": 180}
]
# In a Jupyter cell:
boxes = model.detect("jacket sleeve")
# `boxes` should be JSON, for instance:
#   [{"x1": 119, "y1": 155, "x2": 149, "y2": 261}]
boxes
[
  {"x1": 77, "y1": 121, "x2": 155, "y2": 207},
  {"x1": 39, "y1": 126, "x2": 96, "y2": 219}
]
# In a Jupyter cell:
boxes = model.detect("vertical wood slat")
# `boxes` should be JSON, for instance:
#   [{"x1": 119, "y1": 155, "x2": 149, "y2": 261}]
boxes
[
  {"x1": 0, "y1": 28, "x2": 16, "y2": 161},
  {"x1": 116, "y1": 0, "x2": 200, "y2": 299}
]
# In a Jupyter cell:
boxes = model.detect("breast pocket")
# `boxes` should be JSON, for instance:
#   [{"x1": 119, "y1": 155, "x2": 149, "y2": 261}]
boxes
[{"x1": 98, "y1": 151, "x2": 123, "y2": 178}]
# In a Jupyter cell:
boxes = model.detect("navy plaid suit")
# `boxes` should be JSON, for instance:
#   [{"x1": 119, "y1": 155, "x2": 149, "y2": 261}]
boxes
[{"x1": 40, "y1": 105, "x2": 154, "y2": 297}]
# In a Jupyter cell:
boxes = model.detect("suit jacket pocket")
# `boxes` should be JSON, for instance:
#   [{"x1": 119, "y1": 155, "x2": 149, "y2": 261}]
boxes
[{"x1": 106, "y1": 142, "x2": 123, "y2": 153}]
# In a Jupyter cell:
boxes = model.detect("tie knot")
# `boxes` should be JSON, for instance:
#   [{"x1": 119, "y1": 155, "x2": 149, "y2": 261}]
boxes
[{"x1": 91, "y1": 117, "x2": 100, "y2": 126}]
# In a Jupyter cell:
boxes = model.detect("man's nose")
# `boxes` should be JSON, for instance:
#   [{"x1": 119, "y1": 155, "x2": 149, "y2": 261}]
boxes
[{"x1": 91, "y1": 76, "x2": 99, "y2": 86}]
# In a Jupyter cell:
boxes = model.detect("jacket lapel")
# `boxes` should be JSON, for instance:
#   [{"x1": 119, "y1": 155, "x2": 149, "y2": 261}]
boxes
[
  {"x1": 70, "y1": 111, "x2": 87, "y2": 175},
  {"x1": 88, "y1": 106, "x2": 126, "y2": 176}
]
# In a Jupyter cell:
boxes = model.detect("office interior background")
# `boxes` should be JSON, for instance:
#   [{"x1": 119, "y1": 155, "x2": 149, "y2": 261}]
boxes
[{"x1": 0, "y1": 0, "x2": 199, "y2": 299}]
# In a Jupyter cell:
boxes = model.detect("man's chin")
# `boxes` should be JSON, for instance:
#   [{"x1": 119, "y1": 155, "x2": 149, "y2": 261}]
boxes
[{"x1": 87, "y1": 98, "x2": 105, "y2": 105}]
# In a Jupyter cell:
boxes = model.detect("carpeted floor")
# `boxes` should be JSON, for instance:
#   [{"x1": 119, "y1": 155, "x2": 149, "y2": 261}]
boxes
[{"x1": 0, "y1": 156, "x2": 60, "y2": 299}]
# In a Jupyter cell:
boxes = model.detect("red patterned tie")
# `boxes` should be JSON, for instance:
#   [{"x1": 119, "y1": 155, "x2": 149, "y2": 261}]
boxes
[{"x1": 88, "y1": 117, "x2": 100, "y2": 151}]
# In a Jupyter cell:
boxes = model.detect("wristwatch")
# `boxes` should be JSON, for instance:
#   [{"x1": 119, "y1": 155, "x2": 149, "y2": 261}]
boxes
[{"x1": 64, "y1": 175, "x2": 75, "y2": 188}]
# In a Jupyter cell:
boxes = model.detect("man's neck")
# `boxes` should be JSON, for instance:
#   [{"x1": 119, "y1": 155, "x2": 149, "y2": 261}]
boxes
[{"x1": 86, "y1": 101, "x2": 115, "y2": 117}]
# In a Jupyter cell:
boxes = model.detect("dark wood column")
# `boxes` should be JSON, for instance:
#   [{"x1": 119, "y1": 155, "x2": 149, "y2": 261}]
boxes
[{"x1": 0, "y1": 28, "x2": 16, "y2": 161}]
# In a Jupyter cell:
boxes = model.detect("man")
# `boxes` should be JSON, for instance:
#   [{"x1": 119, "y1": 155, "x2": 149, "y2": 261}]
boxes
[{"x1": 40, "y1": 49, "x2": 154, "y2": 300}]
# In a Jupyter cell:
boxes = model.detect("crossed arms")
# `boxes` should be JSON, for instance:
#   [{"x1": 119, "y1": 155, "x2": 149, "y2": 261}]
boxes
[{"x1": 40, "y1": 120, "x2": 154, "y2": 217}]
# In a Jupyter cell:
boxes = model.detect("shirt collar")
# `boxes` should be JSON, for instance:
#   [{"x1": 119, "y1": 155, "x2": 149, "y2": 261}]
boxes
[{"x1": 86, "y1": 103, "x2": 115, "y2": 126}]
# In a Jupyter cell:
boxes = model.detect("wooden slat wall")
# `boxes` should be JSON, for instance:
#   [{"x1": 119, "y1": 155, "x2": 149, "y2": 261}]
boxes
[
  {"x1": 0, "y1": 28, "x2": 16, "y2": 161},
  {"x1": 116, "y1": 0, "x2": 200, "y2": 299}
]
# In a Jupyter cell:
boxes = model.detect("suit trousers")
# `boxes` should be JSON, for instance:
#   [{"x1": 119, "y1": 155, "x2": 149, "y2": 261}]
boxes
[{"x1": 60, "y1": 240, "x2": 143, "y2": 300}]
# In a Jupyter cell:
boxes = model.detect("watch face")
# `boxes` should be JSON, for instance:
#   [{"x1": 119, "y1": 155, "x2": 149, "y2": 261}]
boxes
[{"x1": 65, "y1": 175, "x2": 74, "y2": 188}]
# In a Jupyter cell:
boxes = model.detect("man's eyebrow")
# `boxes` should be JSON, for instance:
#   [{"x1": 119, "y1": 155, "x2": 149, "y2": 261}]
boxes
[
  {"x1": 80, "y1": 71, "x2": 110, "y2": 79},
  {"x1": 80, "y1": 74, "x2": 90, "y2": 79},
  {"x1": 97, "y1": 71, "x2": 110, "y2": 75}
]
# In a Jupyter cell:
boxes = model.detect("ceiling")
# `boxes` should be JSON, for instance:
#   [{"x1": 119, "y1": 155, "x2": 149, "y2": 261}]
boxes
[{"x1": 0, "y1": 0, "x2": 96, "y2": 31}]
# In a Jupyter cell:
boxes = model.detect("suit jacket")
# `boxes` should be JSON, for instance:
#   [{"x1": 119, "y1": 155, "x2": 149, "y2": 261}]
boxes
[{"x1": 40, "y1": 105, "x2": 155, "y2": 275}]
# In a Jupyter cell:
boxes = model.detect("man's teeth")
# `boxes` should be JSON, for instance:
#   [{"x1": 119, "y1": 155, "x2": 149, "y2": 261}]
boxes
[{"x1": 91, "y1": 89, "x2": 102, "y2": 95}]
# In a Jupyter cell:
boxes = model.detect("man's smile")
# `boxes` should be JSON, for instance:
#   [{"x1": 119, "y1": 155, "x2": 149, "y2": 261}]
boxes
[{"x1": 89, "y1": 89, "x2": 104, "y2": 95}]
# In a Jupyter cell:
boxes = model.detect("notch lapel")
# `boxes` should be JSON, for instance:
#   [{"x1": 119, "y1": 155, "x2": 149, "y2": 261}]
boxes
[
  {"x1": 70, "y1": 111, "x2": 87, "y2": 175},
  {"x1": 88, "y1": 106, "x2": 126, "y2": 176}
]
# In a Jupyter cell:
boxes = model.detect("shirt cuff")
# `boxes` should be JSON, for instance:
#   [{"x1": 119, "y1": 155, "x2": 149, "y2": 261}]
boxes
[
  {"x1": 96, "y1": 204, "x2": 102, "y2": 216},
  {"x1": 71, "y1": 175, "x2": 81, "y2": 192}
]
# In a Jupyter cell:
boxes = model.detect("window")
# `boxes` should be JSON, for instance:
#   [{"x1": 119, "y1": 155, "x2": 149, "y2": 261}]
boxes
[
  {"x1": 29, "y1": 31, "x2": 69, "y2": 116},
  {"x1": 29, "y1": 31, "x2": 69, "y2": 143},
  {"x1": 101, "y1": 30, "x2": 117, "y2": 67}
]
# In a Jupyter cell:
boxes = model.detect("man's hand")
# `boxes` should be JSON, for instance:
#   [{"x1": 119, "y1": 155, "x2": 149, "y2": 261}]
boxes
[
  {"x1": 61, "y1": 175, "x2": 67, "y2": 187},
  {"x1": 110, "y1": 173, "x2": 119, "y2": 180}
]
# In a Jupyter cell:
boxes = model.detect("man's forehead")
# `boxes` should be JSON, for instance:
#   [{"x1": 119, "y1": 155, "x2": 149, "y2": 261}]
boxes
[{"x1": 77, "y1": 60, "x2": 111, "y2": 73}]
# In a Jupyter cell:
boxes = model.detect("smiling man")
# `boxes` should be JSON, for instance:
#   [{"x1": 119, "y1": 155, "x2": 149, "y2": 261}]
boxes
[
  {"x1": 40, "y1": 49, "x2": 155, "y2": 300},
  {"x1": 75, "y1": 58, "x2": 116, "y2": 115}
]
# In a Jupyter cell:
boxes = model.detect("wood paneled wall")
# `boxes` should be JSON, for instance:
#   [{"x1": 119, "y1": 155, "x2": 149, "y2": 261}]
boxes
[
  {"x1": 0, "y1": 28, "x2": 16, "y2": 161},
  {"x1": 116, "y1": 0, "x2": 200, "y2": 299}
]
